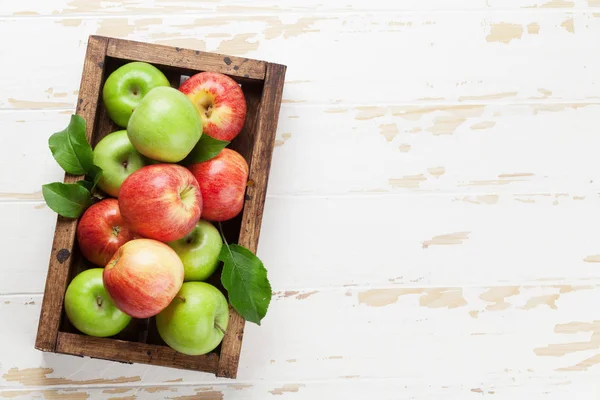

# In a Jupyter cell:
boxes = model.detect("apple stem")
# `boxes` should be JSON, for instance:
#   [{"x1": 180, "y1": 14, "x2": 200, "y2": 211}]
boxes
[
  {"x1": 215, "y1": 322, "x2": 226, "y2": 335},
  {"x1": 218, "y1": 222, "x2": 238, "y2": 267},
  {"x1": 112, "y1": 225, "x2": 121, "y2": 237},
  {"x1": 179, "y1": 186, "x2": 193, "y2": 199},
  {"x1": 96, "y1": 296, "x2": 103, "y2": 307},
  {"x1": 176, "y1": 295, "x2": 186, "y2": 303},
  {"x1": 217, "y1": 222, "x2": 230, "y2": 247}
]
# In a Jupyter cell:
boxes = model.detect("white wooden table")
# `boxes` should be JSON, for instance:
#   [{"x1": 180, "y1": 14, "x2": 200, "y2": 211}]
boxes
[{"x1": 1, "y1": 0, "x2": 600, "y2": 398}]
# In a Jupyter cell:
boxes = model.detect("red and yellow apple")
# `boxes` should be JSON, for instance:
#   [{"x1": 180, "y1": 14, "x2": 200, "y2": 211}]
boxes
[
  {"x1": 188, "y1": 148, "x2": 248, "y2": 222},
  {"x1": 76, "y1": 199, "x2": 137, "y2": 267},
  {"x1": 119, "y1": 164, "x2": 203, "y2": 242},
  {"x1": 179, "y1": 72, "x2": 246, "y2": 142},
  {"x1": 103, "y1": 238, "x2": 184, "y2": 318}
]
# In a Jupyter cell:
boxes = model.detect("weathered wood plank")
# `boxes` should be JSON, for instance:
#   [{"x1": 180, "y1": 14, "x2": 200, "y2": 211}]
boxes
[
  {"x1": 4, "y1": 194, "x2": 600, "y2": 292},
  {"x1": 56, "y1": 332, "x2": 220, "y2": 372},
  {"x1": 0, "y1": 0, "x2": 593, "y2": 16},
  {"x1": 0, "y1": 375, "x2": 598, "y2": 400},
  {"x1": 5, "y1": 285, "x2": 600, "y2": 385},
  {"x1": 106, "y1": 37, "x2": 266, "y2": 80},
  {"x1": 3, "y1": 102, "x2": 600, "y2": 199},
  {"x1": 2, "y1": 0, "x2": 599, "y2": 395},
  {"x1": 0, "y1": 12, "x2": 599, "y2": 107}
]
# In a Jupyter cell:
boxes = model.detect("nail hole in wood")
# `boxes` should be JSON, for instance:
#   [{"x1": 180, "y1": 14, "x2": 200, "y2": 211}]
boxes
[{"x1": 56, "y1": 249, "x2": 71, "y2": 264}]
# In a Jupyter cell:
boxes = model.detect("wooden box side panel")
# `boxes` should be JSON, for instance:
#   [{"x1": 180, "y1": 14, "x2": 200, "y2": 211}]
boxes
[
  {"x1": 56, "y1": 332, "x2": 219, "y2": 373},
  {"x1": 217, "y1": 63, "x2": 287, "y2": 379},
  {"x1": 105, "y1": 36, "x2": 266, "y2": 81},
  {"x1": 35, "y1": 36, "x2": 108, "y2": 352}
]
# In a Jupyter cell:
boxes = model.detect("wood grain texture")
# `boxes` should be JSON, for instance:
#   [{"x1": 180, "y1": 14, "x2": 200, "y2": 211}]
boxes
[
  {"x1": 4, "y1": 289, "x2": 600, "y2": 393},
  {"x1": 3, "y1": 102, "x2": 600, "y2": 200},
  {"x1": 56, "y1": 332, "x2": 220, "y2": 372},
  {"x1": 1, "y1": 376, "x2": 598, "y2": 399},
  {"x1": 6, "y1": 194, "x2": 600, "y2": 294},
  {"x1": 238, "y1": 63, "x2": 286, "y2": 250},
  {"x1": 1, "y1": 12, "x2": 600, "y2": 108},
  {"x1": 0, "y1": 0, "x2": 590, "y2": 16},
  {"x1": 2, "y1": 0, "x2": 600, "y2": 397},
  {"x1": 34, "y1": 35, "x2": 107, "y2": 352},
  {"x1": 217, "y1": 62, "x2": 286, "y2": 378},
  {"x1": 106, "y1": 36, "x2": 266, "y2": 80}
]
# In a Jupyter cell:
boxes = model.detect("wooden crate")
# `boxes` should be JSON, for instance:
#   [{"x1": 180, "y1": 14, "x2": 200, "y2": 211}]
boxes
[{"x1": 34, "y1": 35, "x2": 286, "y2": 379}]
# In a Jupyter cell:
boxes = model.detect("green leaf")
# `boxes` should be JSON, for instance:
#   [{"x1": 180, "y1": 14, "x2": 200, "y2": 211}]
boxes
[
  {"x1": 182, "y1": 134, "x2": 229, "y2": 165},
  {"x1": 87, "y1": 165, "x2": 103, "y2": 192},
  {"x1": 219, "y1": 243, "x2": 272, "y2": 325},
  {"x1": 48, "y1": 115, "x2": 94, "y2": 175},
  {"x1": 42, "y1": 182, "x2": 92, "y2": 219},
  {"x1": 76, "y1": 180, "x2": 93, "y2": 191}
]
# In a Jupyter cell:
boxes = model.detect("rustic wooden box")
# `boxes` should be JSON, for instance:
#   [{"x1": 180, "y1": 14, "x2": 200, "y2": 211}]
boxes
[{"x1": 35, "y1": 35, "x2": 286, "y2": 379}]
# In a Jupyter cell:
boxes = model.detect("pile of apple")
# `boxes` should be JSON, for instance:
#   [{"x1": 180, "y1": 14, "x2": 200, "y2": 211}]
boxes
[{"x1": 64, "y1": 62, "x2": 250, "y2": 356}]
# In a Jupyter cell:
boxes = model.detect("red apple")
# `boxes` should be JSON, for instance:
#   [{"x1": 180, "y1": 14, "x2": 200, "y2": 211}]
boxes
[
  {"x1": 179, "y1": 72, "x2": 246, "y2": 142},
  {"x1": 103, "y1": 238, "x2": 184, "y2": 318},
  {"x1": 76, "y1": 199, "x2": 137, "y2": 267},
  {"x1": 188, "y1": 148, "x2": 249, "y2": 222},
  {"x1": 119, "y1": 164, "x2": 202, "y2": 242}
]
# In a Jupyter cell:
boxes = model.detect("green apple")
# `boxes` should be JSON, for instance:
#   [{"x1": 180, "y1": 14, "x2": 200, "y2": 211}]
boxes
[
  {"x1": 168, "y1": 220, "x2": 223, "y2": 281},
  {"x1": 102, "y1": 61, "x2": 170, "y2": 127},
  {"x1": 156, "y1": 282, "x2": 229, "y2": 355},
  {"x1": 127, "y1": 87, "x2": 202, "y2": 163},
  {"x1": 93, "y1": 130, "x2": 148, "y2": 197},
  {"x1": 64, "y1": 268, "x2": 131, "y2": 337}
]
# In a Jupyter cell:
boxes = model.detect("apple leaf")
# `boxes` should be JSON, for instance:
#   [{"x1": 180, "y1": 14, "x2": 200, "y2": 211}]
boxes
[
  {"x1": 49, "y1": 115, "x2": 94, "y2": 175},
  {"x1": 182, "y1": 134, "x2": 229, "y2": 165},
  {"x1": 42, "y1": 182, "x2": 92, "y2": 219},
  {"x1": 87, "y1": 165, "x2": 103, "y2": 192},
  {"x1": 219, "y1": 243, "x2": 272, "y2": 325},
  {"x1": 76, "y1": 166, "x2": 102, "y2": 193},
  {"x1": 76, "y1": 180, "x2": 93, "y2": 191}
]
